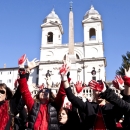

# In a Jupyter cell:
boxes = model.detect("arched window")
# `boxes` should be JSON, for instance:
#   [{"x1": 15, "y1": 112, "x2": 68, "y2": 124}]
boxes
[
  {"x1": 47, "y1": 32, "x2": 53, "y2": 43},
  {"x1": 89, "y1": 28, "x2": 96, "y2": 40},
  {"x1": 63, "y1": 55, "x2": 66, "y2": 60},
  {"x1": 76, "y1": 54, "x2": 80, "y2": 59},
  {"x1": 63, "y1": 54, "x2": 80, "y2": 60}
]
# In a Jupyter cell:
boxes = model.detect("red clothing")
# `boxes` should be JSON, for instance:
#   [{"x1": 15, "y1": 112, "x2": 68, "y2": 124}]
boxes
[
  {"x1": 0, "y1": 101, "x2": 9, "y2": 130},
  {"x1": 94, "y1": 106, "x2": 106, "y2": 130},
  {"x1": 34, "y1": 104, "x2": 48, "y2": 130},
  {"x1": 18, "y1": 78, "x2": 48, "y2": 130},
  {"x1": 55, "y1": 78, "x2": 71, "y2": 110},
  {"x1": 18, "y1": 78, "x2": 65, "y2": 130},
  {"x1": 55, "y1": 81, "x2": 66, "y2": 110},
  {"x1": 116, "y1": 122, "x2": 123, "y2": 129}
]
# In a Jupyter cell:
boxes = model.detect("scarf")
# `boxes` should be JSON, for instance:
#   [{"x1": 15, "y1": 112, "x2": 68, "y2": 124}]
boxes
[{"x1": 0, "y1": 100, "x2": 9, "y2": 130}]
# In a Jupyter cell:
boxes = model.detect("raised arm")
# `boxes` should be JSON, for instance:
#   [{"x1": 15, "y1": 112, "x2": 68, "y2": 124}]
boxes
[
  {"x1": 64, "y1": 81, "x2": 87, "y2": 111},
  {"x1": 55, "y1": 81, "x2": 66, "y2": 110},
  {"x1": 100, "y1": 87, "x2": 130, "y2": 114},
  {"x1": 88, "y1": 80, "x2": 130, "y2": 114},
  {"x1": 18, "y1": 55, "x2": 39, "y2": 112},
  {"x1": 59, "y1": 56, "x2": 87, "y2": 111},
  {"x1": 18, "y1": 72, "x2": 34, "y2": 112},
  {"x1": 123, "y1": 68, "x2": 130, "y2": 96}
]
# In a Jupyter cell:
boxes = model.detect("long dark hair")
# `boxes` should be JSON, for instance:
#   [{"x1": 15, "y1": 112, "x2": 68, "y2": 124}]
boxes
[
  {"x1": 0, "y1": 83, "x2": 13, "y2": 100},
  {"x1": 59, "y1": 107, "x2": 69, "y2": 116}
]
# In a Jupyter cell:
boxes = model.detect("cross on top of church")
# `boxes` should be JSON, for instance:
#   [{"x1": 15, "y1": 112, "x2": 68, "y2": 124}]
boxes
[{"x1": 69, "y1": 1, "x2": 73, "y2": 11}]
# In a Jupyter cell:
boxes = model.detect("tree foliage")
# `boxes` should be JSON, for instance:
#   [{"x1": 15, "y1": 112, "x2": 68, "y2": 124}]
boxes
[{"x1": 116, "y1": 51, "x2": 130, "y2": 76}]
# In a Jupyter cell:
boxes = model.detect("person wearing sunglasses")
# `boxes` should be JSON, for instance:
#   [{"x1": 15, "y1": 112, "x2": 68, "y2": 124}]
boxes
[
  {"x1": 18, "y1": 71, "x2": 60, "y2": 130},
  {"x1": 0, "y1": 81, "x2": 27, "y2": 130},
  {"x1": 17, "y1": 54, "x2": 62, "y2": 130},
  {"x1": 0, "y1": 65, "x2": 34, "y2": 130},
  {"x1": 0, "y1": 83, "x2": 12, "y2": 129}
]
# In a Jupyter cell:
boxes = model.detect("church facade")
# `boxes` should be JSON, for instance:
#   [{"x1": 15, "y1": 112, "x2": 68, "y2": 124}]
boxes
[
  {"x1": 0, "y1": 5, "x2": 106, "y2": 94},
  {"x1": 38, "y1": 5, "x2": 106, "y2": 86}
]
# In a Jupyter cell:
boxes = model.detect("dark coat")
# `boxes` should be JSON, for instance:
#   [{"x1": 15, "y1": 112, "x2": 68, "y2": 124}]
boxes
[
  {"x1": 27, "y1": 101, "x2": 59, "y2": 130},
  {"x1": 65, "y1": 87, "x2": 127, "y2": 130},
  {"x1": 101, "y1": 88, "x2": 130, "y2": 130},
  {"x1": 59, "y1": 106, "x2": 80, "y2": 130},
  {"x1": 2, "y1": 87, "x2": 26, "y2": 130}
]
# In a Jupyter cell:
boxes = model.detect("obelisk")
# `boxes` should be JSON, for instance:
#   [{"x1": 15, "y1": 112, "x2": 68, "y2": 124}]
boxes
[{"x1": 68, "y1": 1, "x2": 76, "y2": 63}]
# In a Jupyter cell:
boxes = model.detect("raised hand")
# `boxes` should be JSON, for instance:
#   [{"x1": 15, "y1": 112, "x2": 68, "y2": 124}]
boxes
[
  {"x1": 59, "y1": 55, "x2": 71, "y2": 81},
  {"x1": 74, "y1": 81, "x2": 84, "y2": 93},
  {"x1": 88, "y1": 80, "x2": 106, "y2": 92},
  {"x1": 124, "y1": 67, "x2": 130, "y2": 78},
  {"x1": 62, "y1": 96, "x2": 72, "y2": 110},
  {"x1": 112, "y1": 75, "x2": 124, "y2": 90},
  {"x1": 18, "y1": 54, "x2": 26, "y2": 68},
  {"x1": 39, "y1": 84, "x2": 44, "y2": 90},
  {"x1": 123, "y1": 67, "x2": 130, "y2": 87},
  {"x1": 27, "y1": 58, "x2": 39, "y2": 70}
]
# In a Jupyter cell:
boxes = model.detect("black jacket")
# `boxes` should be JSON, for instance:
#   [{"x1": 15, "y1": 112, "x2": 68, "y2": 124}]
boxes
[
  {"x1": 5, "y1": 73, "x2": 29, "y2": 130},
  {"x1": 65, "y1": 87, "x2": 125, "y2": 130},
  {"x1": 100, "y1": 88, "x2": 130, "y2": 130},
  {"x1": 27, "y1": 101, "x2": 59, "y2": 130},
  {"x1": 4, "y1": 87, "x2": 25, "y2": 130}
]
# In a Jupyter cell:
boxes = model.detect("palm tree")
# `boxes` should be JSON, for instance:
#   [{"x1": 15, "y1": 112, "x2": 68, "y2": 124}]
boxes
[{"x1": 116, "y1": 51, "x2": 130, "y2": 76}]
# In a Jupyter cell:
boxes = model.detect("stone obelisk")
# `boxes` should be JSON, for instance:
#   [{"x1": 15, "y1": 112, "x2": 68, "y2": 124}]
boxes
[{"x1": 68, "y1": 1, "x2": 76, "y2": 63}]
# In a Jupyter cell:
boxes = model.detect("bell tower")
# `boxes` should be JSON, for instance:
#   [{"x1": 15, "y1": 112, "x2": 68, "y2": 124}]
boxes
[
  {"x1": 82, "y1": 5, "x2": 106, "y2": 82},
  {"x1": 41, "y1": 9, "x2": 63, "y2": 47},
  {"x1": 82, "y1": 5, "x2": 104, "y2": 59},
  {"x1": 40, "y1": 9, "x2": 63, "y2": 61}
]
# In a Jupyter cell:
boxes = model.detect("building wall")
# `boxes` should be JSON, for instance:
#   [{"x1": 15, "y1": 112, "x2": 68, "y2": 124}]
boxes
[
  {"x1": 0, "y1": 68, "x2": 38, "y2": 91},
  {"x1": 0, "y1": 6, "x2": 106, "y2": 97}
]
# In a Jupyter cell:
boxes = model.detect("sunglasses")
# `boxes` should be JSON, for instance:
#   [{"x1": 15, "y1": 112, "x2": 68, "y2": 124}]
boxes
[
  {"x1": 0, "y1": 90, "x2": 6, "y2": 94},
  {"x1": 40, "y1": 89, "x2": 50, "y2": 93}
]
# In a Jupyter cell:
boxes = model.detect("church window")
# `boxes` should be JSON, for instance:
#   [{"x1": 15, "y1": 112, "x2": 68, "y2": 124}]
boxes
[
  {"x1": 63, "y1": 55, "x2": 66, "y2": 60},
  {"x1": 76, "y1": 54, "x2": 80, "y2": 59},
  {"x1": 7, "y1": 79, "x2": 11, "y2": 83},
  {"x1": 89, "y1": 28, "x2": 96, "y2": 40},
  {"x1": 47, "y1": 32, "x2": 53, "y2": 43}
]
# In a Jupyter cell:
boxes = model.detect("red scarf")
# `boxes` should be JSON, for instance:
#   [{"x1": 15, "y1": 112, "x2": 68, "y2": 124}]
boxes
[
  {"x1": 0, "y1": 101, "x2": 9, "y2": 130},
  {"x1": 94, "y1": 106, "x2": 106, "y2": 130}
]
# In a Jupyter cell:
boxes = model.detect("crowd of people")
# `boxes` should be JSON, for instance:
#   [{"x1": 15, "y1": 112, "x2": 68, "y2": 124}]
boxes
[{"x1": 0, "y1": 54, "x2": 130, "y2": 130}]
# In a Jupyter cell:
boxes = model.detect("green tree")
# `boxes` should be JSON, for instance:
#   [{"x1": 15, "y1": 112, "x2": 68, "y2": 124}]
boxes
[{"x1": 116, "y1": 51, "x2": 130, "y2": 76}]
